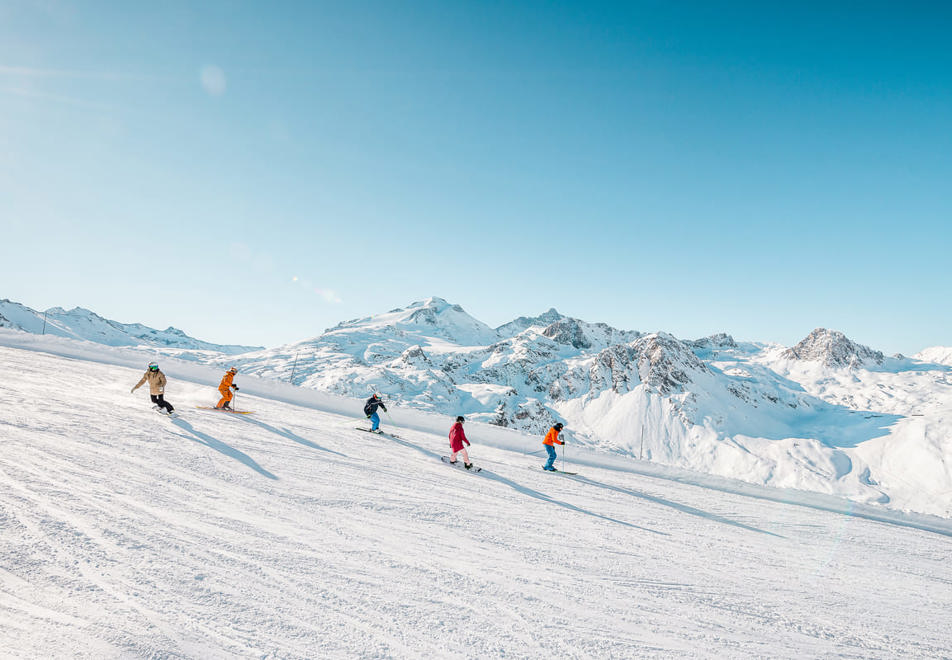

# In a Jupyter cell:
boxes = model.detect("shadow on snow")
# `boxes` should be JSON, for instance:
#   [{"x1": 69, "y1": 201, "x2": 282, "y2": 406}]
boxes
[
  {"x1": 567, "y1": 474, "x2": 784, "y2": 538},
  {"x1": 383, "y1": 432, "x2": 667, "y2": 536},
  {"x1": 238, "y1": 416, "x2": 349, "y2": 458},
  {"x1": 171, "y1": 418, "x2": 277, "y2": 480}
]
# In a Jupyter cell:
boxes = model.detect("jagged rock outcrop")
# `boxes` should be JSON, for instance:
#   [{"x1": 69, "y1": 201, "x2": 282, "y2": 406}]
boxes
[
  {"x1": 543, "y1": 319, "x2": 592, "y2": 349},
  {"x1": 496, "y1": 308, "x2": 565, "y2": 338},
  {"x1": 631, "y1": 333, "x2": 708, "y2": 394},
  {"x1": 689, "y1": 333, "x2": 737, "y2": 350},
  {"x1": 399, "y1": 345, "x2": 431, "y2": 366},
  {"x1": 784, "y1": 328, "x2": 884, "y2": 369}
]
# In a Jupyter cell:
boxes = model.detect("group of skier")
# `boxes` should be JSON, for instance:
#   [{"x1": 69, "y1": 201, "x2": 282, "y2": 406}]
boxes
[
  {"x1": 362, "y1": 396, "x2": 567, "y2": 472},
  {"x1": 132, "y1": 361, "x2": 568, "y2": 471},
  {"x1": 131, "y1": 362, "x2": 240, "y2": 416}
]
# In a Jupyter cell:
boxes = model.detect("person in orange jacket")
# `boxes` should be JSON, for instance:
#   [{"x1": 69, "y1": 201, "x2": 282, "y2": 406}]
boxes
[
  {"x1": 216, "y1": 367, "x2": 239, "y2": 409},
  {"x1": 543, "y1": 422, "x2": 564, "y2": 471}
]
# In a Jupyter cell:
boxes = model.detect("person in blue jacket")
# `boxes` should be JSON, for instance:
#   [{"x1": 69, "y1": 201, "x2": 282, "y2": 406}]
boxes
[{"x1": 363, "y1": 393, "x2": 387, "y2": 433}]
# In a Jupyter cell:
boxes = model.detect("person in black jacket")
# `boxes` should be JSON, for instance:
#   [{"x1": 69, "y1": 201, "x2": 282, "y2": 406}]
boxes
[{"x1": 363, "y1": 393, "x2": 387, "y2": 433}]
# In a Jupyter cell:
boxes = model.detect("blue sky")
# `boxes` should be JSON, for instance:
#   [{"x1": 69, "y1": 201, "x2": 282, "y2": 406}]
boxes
[{"x1": 1, "y1": 1, "x2": 950, "y2": 353}]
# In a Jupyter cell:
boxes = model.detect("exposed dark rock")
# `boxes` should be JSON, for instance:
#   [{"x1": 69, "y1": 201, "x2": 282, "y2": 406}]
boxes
[
  {"x1": 784, "y1": 328, "x2": 884, "y2": 368},
  {"x1": 542, "y1": 319, "x2": 592, "y2": 349}
]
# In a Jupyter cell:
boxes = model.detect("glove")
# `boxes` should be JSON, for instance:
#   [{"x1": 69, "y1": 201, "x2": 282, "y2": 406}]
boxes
[
  {"x1": 233, "y1": 386, "x2": 239, "y2": 391},
  {"x1": 465, "y1": 441, "x2": 471, "y2": 447}
]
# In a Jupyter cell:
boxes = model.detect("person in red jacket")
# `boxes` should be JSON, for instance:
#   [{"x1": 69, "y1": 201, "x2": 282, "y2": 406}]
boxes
[
  {"x1": 448, "y1": 416, "x2": 473, "y2": 469},
  {"x1": 543, "y1": 422, "x2": 564, "y2": 471}
]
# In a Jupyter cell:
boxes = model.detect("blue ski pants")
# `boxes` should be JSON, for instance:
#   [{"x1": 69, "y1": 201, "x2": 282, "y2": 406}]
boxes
[
  {"x1": 544, "y1": 444, "x2": 558, "y2": 470},
  {"x1": 370, "y1": 412, "x2": 380, "y2": 431}
]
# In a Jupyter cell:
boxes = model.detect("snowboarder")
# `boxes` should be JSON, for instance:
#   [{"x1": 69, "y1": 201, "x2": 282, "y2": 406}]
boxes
[
  {"x1": 543, "y1": 422, "x2": 564, "y2": 471},
  {"x1": 448, "y1": 416, "x2": 473, "y2": 469},
  {"x1": 216, "y1": 367, "x2": 239, "y2": 410},
  {"x1": 363, "y1": 393, "x2": 387, "y2": 433},
  {"x1": 131, "y1": 361, "x2": 175, "y2": 415}
]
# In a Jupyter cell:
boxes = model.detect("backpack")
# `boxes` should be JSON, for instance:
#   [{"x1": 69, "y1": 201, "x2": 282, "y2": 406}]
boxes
[{"x1": 364, "y1": 401, "x2": 374, "y2": 416}]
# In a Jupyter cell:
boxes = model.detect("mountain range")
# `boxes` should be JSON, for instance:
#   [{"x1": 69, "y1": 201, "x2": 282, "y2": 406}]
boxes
[
  {"x1": 0, "y1": 298, "x2": 260, "y2": 356},
  {"x1": 3, "y1": 294, "x2": 950, "y2": 516}
]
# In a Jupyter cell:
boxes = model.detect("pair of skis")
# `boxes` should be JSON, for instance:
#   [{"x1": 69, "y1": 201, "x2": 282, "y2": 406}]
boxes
[{"x1": 196, "y1": 406, "x2": 254, "y2": 415}]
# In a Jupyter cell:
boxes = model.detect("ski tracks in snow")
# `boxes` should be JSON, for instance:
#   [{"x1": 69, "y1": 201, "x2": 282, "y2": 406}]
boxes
[{"x1": 2, "y1": 346, "x2": 952, "y2": 658}]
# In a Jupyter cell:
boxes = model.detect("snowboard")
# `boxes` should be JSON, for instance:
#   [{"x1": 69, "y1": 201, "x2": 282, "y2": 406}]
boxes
[
  {"x1": 441, "y1": 456, "x2": 482, "y2": 472},
  {"x1": 355, "y1": 427, "x2": 400, "y2": 439}
]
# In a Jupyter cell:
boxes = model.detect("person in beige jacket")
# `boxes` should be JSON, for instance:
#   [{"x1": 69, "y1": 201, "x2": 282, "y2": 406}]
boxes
[{"x1": 131, "y1": 361, "x2": 175, "y2": 415}]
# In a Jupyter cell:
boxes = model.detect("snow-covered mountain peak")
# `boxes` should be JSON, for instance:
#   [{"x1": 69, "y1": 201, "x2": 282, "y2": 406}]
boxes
[
  {"x1": 632, "y1": 332, "x2": 709, "y2": 394},
  {"x1": 784, "y1": 328, "x2": 885, "y2": 369},
  {"x1": 328, "y1": 297, "x2": 499, "y2": 347},
  {"x1": 915, "y1": 346, "x2": 952, "y2": 366},
  {"x1": 496, "y1": 307, "x2": 566, "y2": 337},
  {"x1": 689, "y1": 332, "x2": 737, "y2": 350},
  {"x1": 542, "y1": 317, "x2": 592, "y2": 349}
]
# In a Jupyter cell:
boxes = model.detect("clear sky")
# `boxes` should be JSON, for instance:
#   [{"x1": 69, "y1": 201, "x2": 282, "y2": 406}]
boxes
[{"x1": 2, "y1": 1, "x2": 950, "y2": 354}]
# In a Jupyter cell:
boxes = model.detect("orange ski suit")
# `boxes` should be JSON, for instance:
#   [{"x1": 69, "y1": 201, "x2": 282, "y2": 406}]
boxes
[
  {"x1": 543, "y1": 427, "x2": 564, "y2": 446},
  {"x1": 217, "y1": 371, "x2": 237, "y2": 408}
]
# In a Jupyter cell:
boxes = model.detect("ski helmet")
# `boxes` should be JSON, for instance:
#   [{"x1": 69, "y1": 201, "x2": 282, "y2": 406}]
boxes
[
  {"x1": 554, "y1": 422, "x2": 564, "y2": 431},
  {"x1": 456, "y1": 416, "x2": 465, "y2": 423},
  {"x1": 148, "y1": 361, "x2": 159, "y2": 371},
  {"x1": 228, "y1": 367, "x2": 238, "y2": 373}
]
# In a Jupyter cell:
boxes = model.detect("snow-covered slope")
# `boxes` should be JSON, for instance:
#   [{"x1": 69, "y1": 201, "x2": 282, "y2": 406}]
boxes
[
  {"x1": 917, "y1": 345, "x2": 952, "y2": 366},
  {"x1": 2, "y1": 340, "x2": 951, "y2": 657},
  {"x1": 4, "y1": 294, "x2": 949, "y2": 518},
  {"x1": 0, "y1": 298, "x2": 260, "y2": 356},
  {"x1": 229, "y1": 299, "x2": 952, "y2": 518}
]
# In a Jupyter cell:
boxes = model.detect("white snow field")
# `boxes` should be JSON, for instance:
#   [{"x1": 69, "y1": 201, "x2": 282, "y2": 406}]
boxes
[{"x1": 2, "y1": 342, "x2": 951, "y2": 658}]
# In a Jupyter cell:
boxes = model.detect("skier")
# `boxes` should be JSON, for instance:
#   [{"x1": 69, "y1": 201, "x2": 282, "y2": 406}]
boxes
[
  {"x1": 363, "y1": 393, "x2": 387, "y2": 433},
  {"x1": 448, "y1": 416, "x2": 473, "y2": 469},
  {"x1": 542, "y1": 422, "x2": 565, "y2": 471},
  {"x1": 131, "y1": 361, "x2": 175, "y2": 415},
  {"x1": 216, "y1": 367, "x2": 239, "y2": 410}
]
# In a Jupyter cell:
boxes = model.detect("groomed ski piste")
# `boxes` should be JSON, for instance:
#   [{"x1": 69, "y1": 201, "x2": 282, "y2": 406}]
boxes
[{"x1": 2, "y1": 332, "x2": 951, "y2": 658}]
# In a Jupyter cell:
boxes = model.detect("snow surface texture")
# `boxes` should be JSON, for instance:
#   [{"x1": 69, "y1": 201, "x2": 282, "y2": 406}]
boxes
[
  {"x1": 1, "y1": 342, "x2": 951, "y2": 658},
  {"x1": 3, "y1": 295, "x2": 951, "y2": 518},
  {"x1": 0, "y1": 299, "x2": 260, "y2": 356}
]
